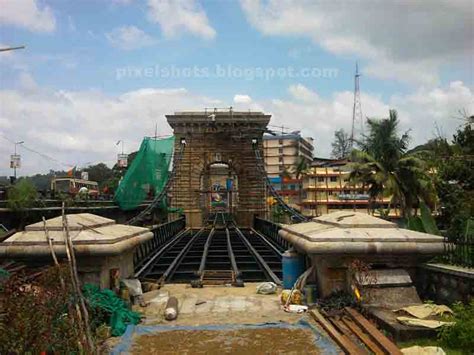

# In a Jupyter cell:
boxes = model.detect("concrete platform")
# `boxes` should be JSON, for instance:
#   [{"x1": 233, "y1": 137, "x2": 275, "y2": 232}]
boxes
[
  {"x1": 135, "y1": 283, "x2": 304, "y2": 326},
  {"x1": 0, "y1": 213, "x2": 152, "y2": 288}
]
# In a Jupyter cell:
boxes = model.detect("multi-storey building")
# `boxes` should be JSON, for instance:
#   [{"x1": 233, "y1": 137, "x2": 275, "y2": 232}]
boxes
[
  {"x1": 263, "y1": 133, "x2": 314, "y2": 206},
  {"x1": 301, "y1": 157, "x2": 398, "y2": 217}
]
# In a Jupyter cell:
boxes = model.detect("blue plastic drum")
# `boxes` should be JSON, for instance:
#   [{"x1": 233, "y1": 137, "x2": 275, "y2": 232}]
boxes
[{"x1": 282, "y1": 249, "x2": 306, "y2": 289}]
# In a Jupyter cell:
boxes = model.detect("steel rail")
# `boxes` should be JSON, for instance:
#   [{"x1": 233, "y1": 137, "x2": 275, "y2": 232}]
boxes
[
  {"x1": 250, "y1": 228, "x2": 284, "y2": 257},
  {"x1": 134, "y1": 227, "x2": 190, "y2": 278},
  {"x1": 233, "y1": 225, "x2": 282, "y2": 285},
  {"x1": 226, "y1": 227, "x2": 243, "y2": 286},
  {"x1": 158, "y1": 227, "x2": 206, "y2": 285},
  {"x1": 197, "y1": 228, "x2": 215, "y2": 275}
]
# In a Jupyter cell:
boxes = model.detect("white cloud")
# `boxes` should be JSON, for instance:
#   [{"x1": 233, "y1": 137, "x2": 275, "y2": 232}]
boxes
[
  {"x1": 0, "y1": 80, "x2": 221, "y2": 175},
  {"x1": 106, "y1": 26, "x2": 156, "y2": 50},
  {"x1": 1, "y1": 77, "x2": 471, "y2": 175},
  {"x1": 147, "y1": 0, "x2": 216, "y2": 40},
  {"x1": 0, "y1": 0, "x2": 56, "y2": 33},
  {"x1": 233, "y1": 94, "x2": 252, "y2": 104},
  {"x1": 239, "y1": 0, "x2": 472, "y2": 86},
  {"x1": 18, "y1": 72, "x2": 38, "y2": 92},
  {"x1": 262, "y1": 82, "x2": 473, "y2": 157},
  {"x1": 288, "y1": 84, "x2": 320, "y2": 102}
]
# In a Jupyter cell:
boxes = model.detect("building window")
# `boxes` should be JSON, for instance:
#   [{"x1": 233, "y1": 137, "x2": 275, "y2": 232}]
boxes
[
  {"x1": 318, "y1": 177, "x2": 325, "y2": 182},
  {"x1": 279, "y1": 165, "x2": 284, "y2": 171},
  {"x1": 330, "y1": 176, "x2": 337, "y2": 182},
  {"x1": 279, "y1": 148, "x2": 283, "y2": 154},
  {"x1": 278, "y1": 139, "x2": 283, "y2": 145},
  {"x1": 279, "y1": 157, "x2": 283, "y2": 163}
]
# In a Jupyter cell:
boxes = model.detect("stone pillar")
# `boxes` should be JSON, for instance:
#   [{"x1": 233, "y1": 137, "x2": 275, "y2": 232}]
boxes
[{"x1": 167, "y1": 111, "x2": 270, "y2": 228}]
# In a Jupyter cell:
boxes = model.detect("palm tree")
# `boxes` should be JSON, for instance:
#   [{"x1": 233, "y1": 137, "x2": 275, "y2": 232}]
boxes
[
  {"x1": 293, "y1": 157, "x2": 309, "y2": 208},
  {"x1": 349, "y1": 110, "x2": 435, "y2": 218}
]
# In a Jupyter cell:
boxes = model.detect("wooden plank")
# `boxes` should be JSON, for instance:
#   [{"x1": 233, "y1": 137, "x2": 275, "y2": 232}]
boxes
[
  {"x1": 310, "y1": 310, "x2": 365, "y2": 355},
  {"x1": 345, "y1": 307, "x2": 402, "y2": 355},
  {"x1": 331, "y1": 317, "x2": 369, "y2": 354},
  {"x1": 342, "y1": 317, "x2": 385, "y2": 355},
  {"x1": 330, "y1": 316, "x2": 354, "y2": 338}
]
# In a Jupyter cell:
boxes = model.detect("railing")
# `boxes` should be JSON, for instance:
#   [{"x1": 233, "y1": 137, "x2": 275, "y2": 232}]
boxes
[
  {"x1": 133, "y1": 217, "x2": 186, "y2": 268},
  {"x1": 254, "y1": 217, "x2": 289, "y2": 251},
  {"x1": 443, "y1": 219, "x2": 474, "y2": 268}
]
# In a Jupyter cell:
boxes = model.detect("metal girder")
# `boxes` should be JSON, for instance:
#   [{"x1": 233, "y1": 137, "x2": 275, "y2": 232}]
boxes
[
  {"x1": 226, "y1": 228, "x2": 243, "y2": 286},
  {"x1": 250, "y1": 228, "x2": 283, "y2": 257},
  {"x1": 233, "y1": 225, "x2": 282, "y2": 285},
  {"x1": 158, "y1": 228, "x2": 205, "y2": 285},
  {"x1": 134, "y1": 228, "x2": 190, "y2": 278}
]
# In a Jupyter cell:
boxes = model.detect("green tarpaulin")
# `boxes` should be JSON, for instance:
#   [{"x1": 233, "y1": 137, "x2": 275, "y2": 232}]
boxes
[{"x1": 114, "y1": 136, "x2": 174, "y2": 210}]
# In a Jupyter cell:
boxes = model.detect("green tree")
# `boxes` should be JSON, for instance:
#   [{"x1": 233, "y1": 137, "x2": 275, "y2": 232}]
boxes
[
  {"x1": 293, "y1": 157, "x2": 308, "y2": 208},
  {"x1": 7, "y1": 179, "x2": 38, "y2": 228},
  {"x1": 7, "y1": 179, "x2": 38, "y2": 211},
  {"x1": 83, "y1": 163, "x2": 113, "y2": 188},
  {"x1": 349, "y1": 109, "x2": 435, "y2": 218},
  {"x1": 434, "y1": 118, "x2": 473, "y2": 242},
  {"x1": 331, "y1": 129, "x2": 352, "y2": 159}
]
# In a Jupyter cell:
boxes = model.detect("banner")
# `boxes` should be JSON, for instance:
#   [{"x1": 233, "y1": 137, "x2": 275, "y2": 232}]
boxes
[{"x1": 10, "y1": 154, "x2": 21, "y2": 169}]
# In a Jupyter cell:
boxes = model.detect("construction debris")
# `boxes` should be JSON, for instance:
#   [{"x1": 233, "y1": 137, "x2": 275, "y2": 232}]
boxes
[
  {"x1": 310, "y1": 307, "x2": 402, "y2": 354},
  {"x1": 401, "y1": 346, "x2": 446, "y2": 355},
  {"x1": 396, "y1": 317, "x2": 454, "y2": 329},
  {"x1": 164, "y1": 296, "x2": 179, "y2": 321},
  {"x1": 394, "y1": 304, "x2": 453, "y2": 319},
  {"x1": 256, "y1": 282, "x2": 277, "y2": 294}
]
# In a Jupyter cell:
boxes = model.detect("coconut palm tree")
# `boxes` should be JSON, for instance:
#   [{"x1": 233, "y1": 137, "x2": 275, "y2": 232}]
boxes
[
  {"x1": 293, "y1": 157, "x2": 309, "y2": 208},
  {"x1": 349, "y1": 110, "x2": 435, "y2": 218}
]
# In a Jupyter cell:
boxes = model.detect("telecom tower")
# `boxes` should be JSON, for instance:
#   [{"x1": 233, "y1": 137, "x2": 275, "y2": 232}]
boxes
[{"x1": 350, "y1": 62, "x2": 363, "y2": 147}]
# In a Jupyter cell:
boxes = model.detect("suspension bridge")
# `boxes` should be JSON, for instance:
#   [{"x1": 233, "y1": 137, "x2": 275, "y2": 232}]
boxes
[{"x1": 125, "y1": 110, "x2": 308, "y2": 287}]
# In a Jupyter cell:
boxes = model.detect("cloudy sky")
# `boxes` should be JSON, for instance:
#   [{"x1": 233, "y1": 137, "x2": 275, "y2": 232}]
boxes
[{"x1": 0, "y1": 0, "x2": 472, "y2": 176}]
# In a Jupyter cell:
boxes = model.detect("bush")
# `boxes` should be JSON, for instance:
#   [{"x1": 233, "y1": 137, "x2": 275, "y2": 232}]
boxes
[
  {"x1": 0, "y1": 265, "x2": 82, "y2": 354},
  {"x1": 6, "y1": 179, "x2": 37, "y2": 211},
  {"x1": 438, "y1": 300, "x2": 474, "y2": 352}
]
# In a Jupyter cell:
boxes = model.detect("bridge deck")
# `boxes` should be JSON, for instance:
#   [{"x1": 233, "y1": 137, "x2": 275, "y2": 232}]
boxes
[{"x1": 135, "y1": 224, "x2": 284, "y2": 287}]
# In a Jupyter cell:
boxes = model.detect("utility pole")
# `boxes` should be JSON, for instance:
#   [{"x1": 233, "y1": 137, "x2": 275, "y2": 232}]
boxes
[{"x1": 350, "y1": 62, "x2": 363, "y2": 147}]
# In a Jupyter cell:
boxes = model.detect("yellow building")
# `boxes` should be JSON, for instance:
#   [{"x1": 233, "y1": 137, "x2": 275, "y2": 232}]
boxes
[{"x1": 301, "y1": 158, "x2": 399, "y2": 218}]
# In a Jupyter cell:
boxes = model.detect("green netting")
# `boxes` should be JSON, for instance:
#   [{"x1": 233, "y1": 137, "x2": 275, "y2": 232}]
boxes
[
  {"x1": 83, "y1": 284, "x2": 141, "y2": 336},
  {"x1": 114, "y1": 136, "x2": 175, "y2": 210}
]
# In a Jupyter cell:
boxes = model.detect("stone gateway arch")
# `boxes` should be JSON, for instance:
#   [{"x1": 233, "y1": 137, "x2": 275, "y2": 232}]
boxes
[{"x1": 166, "y1": 110, "x2": 271, "y2": 228}]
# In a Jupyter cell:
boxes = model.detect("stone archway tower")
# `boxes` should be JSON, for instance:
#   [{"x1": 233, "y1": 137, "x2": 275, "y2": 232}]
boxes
[{"x1": 166, "y1": 110, "x2": 271, "y2": 228}]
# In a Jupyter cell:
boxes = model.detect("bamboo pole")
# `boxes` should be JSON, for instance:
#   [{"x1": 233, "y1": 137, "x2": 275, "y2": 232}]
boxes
[
  {"x1": 43, "y1": 217, "x2": 65, "y2": 289},
  {"x1": 61, "y1": 203, "x2": 95, "y2": 353}
]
